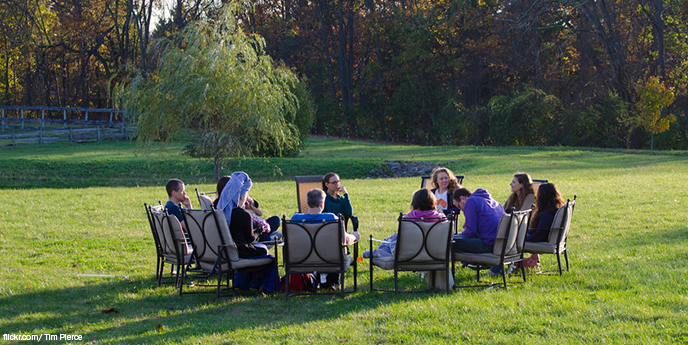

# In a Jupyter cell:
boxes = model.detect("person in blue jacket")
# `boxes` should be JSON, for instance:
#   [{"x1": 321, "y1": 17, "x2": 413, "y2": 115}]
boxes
[{"x1": 452, "y1": 188, "x2": 505, "y2": 253}]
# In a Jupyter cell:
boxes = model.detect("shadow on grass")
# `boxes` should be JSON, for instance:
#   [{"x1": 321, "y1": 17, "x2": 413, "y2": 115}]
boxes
[{"x1": 2, "y1": 269, "x2": 512, "y2": 344}]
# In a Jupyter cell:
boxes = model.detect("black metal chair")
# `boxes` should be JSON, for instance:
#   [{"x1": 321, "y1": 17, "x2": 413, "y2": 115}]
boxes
[
  {"x1": 369, "y1": 213, "x2": 456, "y2": 293},
  {"x1": 148, "y1": 206, "x2": 195, "y2": 293},
  {"x1": 524, "y1": 196, "x2": 577, "y2": 275},
  {"x1": 282, "y1": 215, "x2": 358, "y2": 298},
  {"x1": 182, "y1": 208, "x2": 278, "y2": 297},
  {"x1": 453, "y1": 208, "x2": 532, "y2": 291}
]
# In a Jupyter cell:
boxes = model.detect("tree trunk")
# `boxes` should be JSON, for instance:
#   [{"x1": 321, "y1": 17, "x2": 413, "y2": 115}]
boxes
[{"x1": 214, "y1": 154, "x2": 220, "y2": 183}]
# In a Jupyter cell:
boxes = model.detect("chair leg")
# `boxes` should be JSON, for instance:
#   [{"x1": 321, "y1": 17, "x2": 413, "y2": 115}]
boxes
[
  {"x1": 217, "y1": 271, "x2": 223, "y2": 299},
  {"x1": 394, "y1": 270, "x2": 399, "y2": 293},
  {"x1": 445, "y1": 268, "x2": 450, "y2": 294},
  {"x1": 369, "y1": 257, "x2": 374, "y2": 291},
  {"x1": 501, "y1": 268, "x2": 508, "y2": 291},
  {"x1": 520, "y1": 261, "x2": 527, "y2": 282},
  {"x1": 353, "y1": 261, "x2": 358, "y2": 293},
  {"x1": 156, "y1": 257, "x2": 161, "y2": 280},
  {"x1": 178, "y1": 264, "x2": 185, "y2": 296},
  {"x1": 340, "y1": 272, "x2": 345, "y2": 298},
  {"x1": 564, "y1": 250, "x2": 570, "y2": 271},
  {"x1": 556, "y1": 252, "x2": 563, "y2": 276},
  {"x1": 158, "y1": 262, "x2": 165, "y2": 286}
]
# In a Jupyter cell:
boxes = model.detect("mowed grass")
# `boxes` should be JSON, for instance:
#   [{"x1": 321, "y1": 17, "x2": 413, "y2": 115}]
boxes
[{"x1": 1, "y1": 138, "x2": 687, "y2": 344}]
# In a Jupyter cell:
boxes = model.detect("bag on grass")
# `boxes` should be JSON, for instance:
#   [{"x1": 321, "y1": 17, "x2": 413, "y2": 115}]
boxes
[{"x1": 280, "y1": 273, "x2": 317, "y2": 292}]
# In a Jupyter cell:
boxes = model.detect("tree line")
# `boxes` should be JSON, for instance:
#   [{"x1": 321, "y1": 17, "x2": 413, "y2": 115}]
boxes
[{"x1": 2, "y1": 0, "x2": 687, "y2": 150}]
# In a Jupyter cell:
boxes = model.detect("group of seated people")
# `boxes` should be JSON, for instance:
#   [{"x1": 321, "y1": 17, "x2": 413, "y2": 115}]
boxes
[{"x1": 161, "y1": 167, "x2": 566, "y2": 292}]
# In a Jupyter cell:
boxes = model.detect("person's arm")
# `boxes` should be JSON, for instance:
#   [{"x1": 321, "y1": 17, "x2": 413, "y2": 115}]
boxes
[
  {"x1": 459, "y1": 199, "x2": 478, "y2": 238},
  {"x1": 245, "y1": 197, "x2": 263, "y2": 216},
  {"x1": 340, "y1": 193, "x2": 354, "y2": 217}
]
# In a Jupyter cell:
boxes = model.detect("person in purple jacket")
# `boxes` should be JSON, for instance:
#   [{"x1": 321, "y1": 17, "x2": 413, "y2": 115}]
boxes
[{"x1": 452, "y1": 188, "x2": 505, "y2": 253}]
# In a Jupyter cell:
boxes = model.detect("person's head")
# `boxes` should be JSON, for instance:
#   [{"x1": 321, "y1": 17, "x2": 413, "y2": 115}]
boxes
[
  {"x1": 535, "y1": 183, "x2": 565, "y2": 211},
  {"x1": 322, "y1": 172, "x2": 341, "y2": 194},
  {"x1": 221, "y1": 171, "x2": 252, "y2": 209},
  {"x1": 510, "y1": 172, "x2": 534, "y2": 196},
  {"x1": 410, "y1": 189, "x2": 437, "y2": 211},
  {"x1": 166, "y1": 179, "x2": 187, "y2": 202},
  {"x1": 452, "y1": 188, "x2": 472, "y2": 211},
  {"x1": 431, "y1": 167, "x2": 461, "y2": 192},
  {"x1": 306, "y1": 188, "x2": 326, "y2": 209},
  {"x1": 216, "y1": 175, "x2": 231, "y2": 198}
]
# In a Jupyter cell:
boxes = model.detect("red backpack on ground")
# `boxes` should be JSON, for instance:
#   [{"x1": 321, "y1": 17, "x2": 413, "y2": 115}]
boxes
[{"x1": 280, "y1": 273, "x2": 317, "y2": 292}]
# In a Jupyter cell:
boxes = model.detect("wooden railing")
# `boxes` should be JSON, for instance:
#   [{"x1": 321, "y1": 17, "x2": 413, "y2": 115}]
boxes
[{"x1": 0, "y1": 106, "x2": 136, "y2": 146}]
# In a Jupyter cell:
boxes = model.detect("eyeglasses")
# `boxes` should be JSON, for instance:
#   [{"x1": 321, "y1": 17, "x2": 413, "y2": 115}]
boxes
[{"x1": 328, "y1": 179, "x2": 340, "y2": 184}]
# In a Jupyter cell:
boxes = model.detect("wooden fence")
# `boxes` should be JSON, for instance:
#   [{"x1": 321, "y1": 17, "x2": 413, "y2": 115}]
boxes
[
  {"x1": 0, "y1": 106, "x2": 136, "y2": 146},
  {"x1": 0, "y1": 127, "x2": 135, "y2": 146}
]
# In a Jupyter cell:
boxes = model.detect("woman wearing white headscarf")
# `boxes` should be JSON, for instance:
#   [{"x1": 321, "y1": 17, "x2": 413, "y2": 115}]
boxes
[{"x1": 217, "y1": 171, "x2": 268, "y2": 258}]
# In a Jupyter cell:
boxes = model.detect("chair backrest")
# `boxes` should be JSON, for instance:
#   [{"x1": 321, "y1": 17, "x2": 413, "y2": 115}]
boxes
[
  {"x1": 150, "y1": 207, "x2": 192, "y2": 256},
  {"x1": 295, "y1": 175, "x2": 324, "y2": 213},
  {"x1": 420, "y1": 175, "x2": 465, "y2": 190},
  {"x1": 493, "y1": 209, "x2": 530, "y2": 257},
  {"x1": 531, "y1": 179, "x2": 548, "y2": 197},
  {"x1": 182, "y1": 208, "x2": 240, "y2": 265},
  {"x1": 395, "y1": 213, "x2": 455, "y2": 263},
  {"x1": 144, "y1": 203, "x2": 164, "y2": 255},
  {"x1": 283, "y1": 216, "x2": 346, "y2": 266},
  {"x1": 547, "y1": 197, "x2": 576, "y2": 246},
  {"x1": 195, "y1": 188, "x2": 215, "y2": 210}
]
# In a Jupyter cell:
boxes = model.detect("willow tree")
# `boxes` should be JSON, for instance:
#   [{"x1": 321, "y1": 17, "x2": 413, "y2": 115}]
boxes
[{"x1": 118, "y1": 2, "x2": 307, "y2": 181}]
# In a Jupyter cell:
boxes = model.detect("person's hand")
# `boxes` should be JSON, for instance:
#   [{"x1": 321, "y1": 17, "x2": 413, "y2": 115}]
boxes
[
  {"x1": 340, "y1": 185, "x2": 348, "y2": 195},
  {"x1": 182, "y1": 196, "x2": 192, "y2": 208}
]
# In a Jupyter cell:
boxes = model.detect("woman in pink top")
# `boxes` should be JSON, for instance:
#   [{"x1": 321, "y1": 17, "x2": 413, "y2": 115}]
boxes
[{"x1": 363, "y1": 189, "x2": 445, "y2": 258}]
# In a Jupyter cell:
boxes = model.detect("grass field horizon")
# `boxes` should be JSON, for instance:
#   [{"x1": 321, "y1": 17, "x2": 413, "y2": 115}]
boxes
[{"x1": 1, "y1": 138, "x2": 687, "y2": 344}]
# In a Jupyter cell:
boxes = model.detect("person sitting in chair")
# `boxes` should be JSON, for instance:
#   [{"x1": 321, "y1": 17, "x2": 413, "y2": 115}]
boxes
[
  {"x1": 165, "y1": 178, "x2": 193, "y2": 231},
  {"x1": 291, "y1": 188, "x2": 360, "y2": 289},
  {"x1": 291, "y1": 188, "x2": 359, "y2": 245},
  {"x1": 452, "y1": 188, "x2": 505, "y2": 254},
  {"x1": 322, "y1": 173, "x2": 359, "y2": 231},
  {"x1": 429, "y1": 167, "x2": 462, "y2": 216},
  {"x1": 363, "y1": 188, "x2": 446, "y2": 258}
]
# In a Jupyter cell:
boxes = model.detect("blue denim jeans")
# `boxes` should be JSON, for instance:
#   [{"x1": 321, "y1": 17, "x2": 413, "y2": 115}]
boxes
[{"x1": 452, "y1": 235, "x2": 493, "y2": 253}]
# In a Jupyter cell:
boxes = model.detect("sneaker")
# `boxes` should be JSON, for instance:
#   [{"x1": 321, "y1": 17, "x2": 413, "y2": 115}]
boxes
[{"x1": 362, "y1": 250, "x2": 371, "y2": 258}]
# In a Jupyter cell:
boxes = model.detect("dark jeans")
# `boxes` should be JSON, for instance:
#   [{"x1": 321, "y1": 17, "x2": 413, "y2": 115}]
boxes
[
  {"x1": 452, "y1": 235, "x2": 493, "y2": 253},
  {"x1": 258, "y1": 216, "x2": 282, "y2": 242}
]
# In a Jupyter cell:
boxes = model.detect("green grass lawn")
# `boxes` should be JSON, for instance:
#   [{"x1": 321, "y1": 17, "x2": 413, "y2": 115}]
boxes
[{"x1": 1, "y1": 139, "x2": 687, "y2": 344}]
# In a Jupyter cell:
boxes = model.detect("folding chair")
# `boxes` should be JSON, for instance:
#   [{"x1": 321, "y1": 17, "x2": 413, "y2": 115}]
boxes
[
  {"x1": 369, "y1": 213, "x2": 456, "y2": 293},
  {"x1": 420, "y1": 175, "x2": 465, "y2": 189},
  {"x1": 524, "y1": 196, "x2": 577, "y2": 275},
  {"x1": 181, "y1": 208, "x2": 278, "y2": 297},
  {"x1": 282, "y1": 215, "x2": 358, "y2": 298},
  {"x1": 148, "y1": 206, "x2": 194, "y2": 294},
  {"x1": 453, "y1": 208, "x2": 531, "y2": 290}
]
